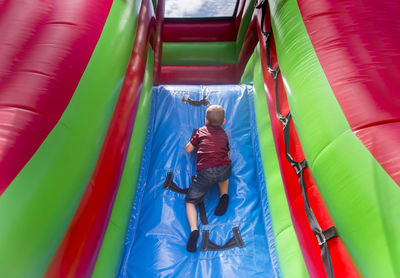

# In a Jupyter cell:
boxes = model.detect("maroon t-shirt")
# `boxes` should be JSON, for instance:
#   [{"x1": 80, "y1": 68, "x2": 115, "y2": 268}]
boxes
[{"x1": 190, "y1": 125, "x2": 231, "y2": 171}]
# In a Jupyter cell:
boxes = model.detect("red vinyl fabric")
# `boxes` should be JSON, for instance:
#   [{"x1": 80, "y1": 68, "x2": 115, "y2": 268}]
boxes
[
  {"x1": 0, "y1": 0, "x2": 113, "y2": 193},
  {"x1": 297, "y1": 0, "x2": 400, "y2": 186},
  {"x1": 163, "y1": 20, "x2": 237, "y2": 42},
  {"x1": 160, "y1": 64, "x2": 238, "y2": 85}
]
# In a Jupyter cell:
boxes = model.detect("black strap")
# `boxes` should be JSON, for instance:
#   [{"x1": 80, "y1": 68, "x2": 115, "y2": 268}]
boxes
[
  {"x1": 198, "y1": 201, "x2": 208, "y2": 225},
  {"x1": 254, "y1": 0, "x2": 266, "y2": 8},
  {"x1": 163, "y1": 172, "x2": 208, "y2": 225},
  {"x1": 182, "y1": 93, "x2": 210, "y2": 106},
  {"x1": 273, "y1": 69, "x2": 288, "y2": 126},
  {"x1": 320, "y1": 226, "x2": 338, "y2": 244},
  {"x1": 265, "y1": 29, "x2": 279, "y2": 78},
  {"x1": 265, "y1": 30, "x2": 337, "y2": 278},
  {"x1": 254, "y1": 0, "x2": 268, "y2": 35},
  {"x1": 201, "y1": 227, "x2": 245, "y2": 251},
  {"x1": 163, "y1": 172, "x2": 188, "y2": 194}
]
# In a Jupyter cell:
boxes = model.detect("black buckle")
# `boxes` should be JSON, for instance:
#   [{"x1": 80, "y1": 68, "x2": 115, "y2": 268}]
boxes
[
  {"x1": 292, "y1": 160, "x2": 307, "y2": 176},
  {"x1": 316, "y1": 226, "x2": 338, "y2": 247},
  {"x1": 278, "y1": 112, "x2": 290, "y2": 128},
  {"x1": 316, "y1": 231, "x2": 326, "y2": 246},
  {"x1": 269, "y1": 66, "x2": 280, "y2": 79},
  {"x1": 265, "y1": 29, "x2": 272, "y2": 42}
]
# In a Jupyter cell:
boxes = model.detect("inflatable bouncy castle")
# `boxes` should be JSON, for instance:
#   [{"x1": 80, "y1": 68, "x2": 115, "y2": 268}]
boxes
[{"x1": 0, "y1": 0, "x2": 399, "y2": 277}]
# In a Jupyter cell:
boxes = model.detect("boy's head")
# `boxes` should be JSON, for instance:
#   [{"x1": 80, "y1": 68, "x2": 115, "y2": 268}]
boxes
[{"x1": 206, "y1": 105, "x2": 225, "y2": 126}]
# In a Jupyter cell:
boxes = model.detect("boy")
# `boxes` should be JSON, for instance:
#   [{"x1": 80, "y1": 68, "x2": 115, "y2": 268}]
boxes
[{"x1": 184, "y1": 105, "x2": 232, "y2": 252}]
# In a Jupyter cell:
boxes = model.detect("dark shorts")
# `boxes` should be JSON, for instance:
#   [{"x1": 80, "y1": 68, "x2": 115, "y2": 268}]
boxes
[{"x1": 185, "y1": 163, "x2": 232, "y2": 205}]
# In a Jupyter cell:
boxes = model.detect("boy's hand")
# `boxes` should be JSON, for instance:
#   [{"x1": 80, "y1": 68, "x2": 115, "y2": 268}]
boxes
[{"x1": 185, "y1": 142, "x2": 195, "y2": 153}]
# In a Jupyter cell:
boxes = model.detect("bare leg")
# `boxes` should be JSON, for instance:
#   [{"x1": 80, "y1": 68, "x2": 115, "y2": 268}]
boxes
[
  {"x1": 186, "y1": 202, "x2": 198, "y2": 232},
  {"x1": 218, "y1": 179, "x2": 229, "y2": 197}
]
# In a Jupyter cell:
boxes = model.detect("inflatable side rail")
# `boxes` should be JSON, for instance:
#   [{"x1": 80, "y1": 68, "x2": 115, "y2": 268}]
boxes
[
  {"x1": 44, "y1": 0, "x2": 162, "y2": 277},
  {"x1": 255, "y1": 2, "x2": 360, "y2": 278},
  {"x1": 262, "y1": 0, "x2": 400, "y2": 277}
]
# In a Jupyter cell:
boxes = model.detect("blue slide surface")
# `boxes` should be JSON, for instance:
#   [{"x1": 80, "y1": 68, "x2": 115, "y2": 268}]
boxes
[{"x1": 118, "y1": 85, "x2": 280, "y2": 278}]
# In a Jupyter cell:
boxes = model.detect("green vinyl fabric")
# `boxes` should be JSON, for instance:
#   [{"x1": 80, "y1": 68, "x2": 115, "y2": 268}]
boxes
[{"x1": 162, "y1": 41, "x2": 237, "y2": 65}]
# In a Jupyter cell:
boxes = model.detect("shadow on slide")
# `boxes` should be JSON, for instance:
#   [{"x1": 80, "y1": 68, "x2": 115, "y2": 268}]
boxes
[{"x1": 118, "y1": 85, "x2": 280, "y2": 278}]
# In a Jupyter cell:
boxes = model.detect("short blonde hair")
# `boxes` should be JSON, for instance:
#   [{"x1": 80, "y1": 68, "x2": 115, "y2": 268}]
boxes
[{"x1": 206, "y1": 105, "x2": 225, "y2": 126}]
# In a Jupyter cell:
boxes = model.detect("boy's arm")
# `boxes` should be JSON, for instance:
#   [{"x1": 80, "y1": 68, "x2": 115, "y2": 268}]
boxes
[
  {"x1": 186, "y1": 128, "x2": 199, "y2": 153},
  {"x1": 185, "y1": 142, "x2": 195, "y2": 153},
  {"x1": 225, "y1": 131, "x2": 230, "y2": 157}
]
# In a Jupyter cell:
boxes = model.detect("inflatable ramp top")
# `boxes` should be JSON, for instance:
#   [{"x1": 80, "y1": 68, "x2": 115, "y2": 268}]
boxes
[{"x1": 0, "y1": 0, "x2": 399, "y2": 278}]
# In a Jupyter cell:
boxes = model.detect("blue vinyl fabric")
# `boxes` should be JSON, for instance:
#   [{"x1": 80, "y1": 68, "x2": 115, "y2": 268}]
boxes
[{"x1": 118, "y1": 85, "x2": 280, "y2": 278}]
